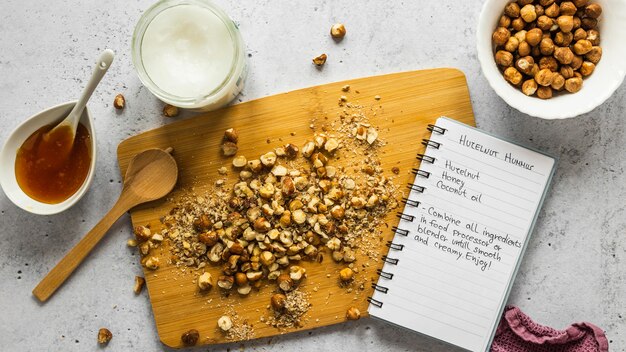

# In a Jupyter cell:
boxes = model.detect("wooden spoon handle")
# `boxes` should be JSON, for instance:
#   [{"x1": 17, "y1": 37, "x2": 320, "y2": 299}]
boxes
[{"x1": 32, "y1": 198, "x2": 130, "y2": 302}]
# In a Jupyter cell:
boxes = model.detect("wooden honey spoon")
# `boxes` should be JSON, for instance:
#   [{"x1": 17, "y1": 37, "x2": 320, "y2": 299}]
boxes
[{"x1": 32, "y1": 148, "x2": 178, "y2": 302}]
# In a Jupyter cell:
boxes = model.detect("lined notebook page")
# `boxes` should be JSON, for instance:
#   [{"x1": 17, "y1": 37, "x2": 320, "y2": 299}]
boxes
[{"x1": 368, "y1": 117, "x2": 556, "y2": 352}]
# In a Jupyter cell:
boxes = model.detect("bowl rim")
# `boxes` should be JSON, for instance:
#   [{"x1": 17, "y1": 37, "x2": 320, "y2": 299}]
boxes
[
  {"x1": 477, "y1": 0, "x2": 626, "y2": 119},
  {"x1": 0, "y1": 101, "x2": 97, "y2": 215}
]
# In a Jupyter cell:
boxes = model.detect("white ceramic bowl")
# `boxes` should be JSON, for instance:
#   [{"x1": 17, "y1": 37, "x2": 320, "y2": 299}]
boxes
[
  {"x1": 477, "y1": 0, "x2": 626, "y2": 119},
  {"x1": 0, "y1": 102, "x2": 97, "y2": 215}
]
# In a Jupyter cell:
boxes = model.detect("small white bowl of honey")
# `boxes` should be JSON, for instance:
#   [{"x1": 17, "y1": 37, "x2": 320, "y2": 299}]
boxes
[{"x1": 0, "y1": 101, "x2": 97, "y2": 215}]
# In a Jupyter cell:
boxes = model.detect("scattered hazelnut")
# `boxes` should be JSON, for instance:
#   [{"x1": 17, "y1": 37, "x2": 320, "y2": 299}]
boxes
[
  {"x1": 346, "y1": 307, "x2": 361, "y2": 320},
  {"x1": 217, "y1": 275, "x2": 234, "y2": 289},
  {"x1": 181, "y1": 329, "x2": 199, "y2": 346},
  {"x1": 145, "y1": 256, "x2": 160, "y2": 270},
  {"x1": 133, "y1": 276, "x2": 146, "y2": 294},
  {"x1": 223, "y1": 128, "x2": 239, "y2": 143},
  {"x1": 330, "y1": 23, "x2": 346, "y2": 39},
  {"x1": 113, "y1": 94, "x2": 125, "y2": 110},
  {"x1": 221, "y1": 142, "x2": 238, "y2": 157},
  {"x1": 277, "y1": 273, "x2": 294, "y2": 292},
  {"x1": 97, "y1": 328, "x2": 113, "y2": 345},
  {"x1": 312, "y1": 53, "x2": 327, "y2": 66},
  {"x1": 163, "y1": 104, "x2": 179, "y2": 117},
  {"x1": 218, "y1": 316, "x2": 233, "y2": 331},
  {"x1": 198, "y1": 231, "x2": 218, "y2": 246},
  {"x1": 339, "y1": 267, "x2": 354, "y2": 282},
  {"x1": 271, "y1": 293, "x2": 287, "y2": 311},
  {"x1": 197, "y1": 272, "x2": 213, "y2": 291},
  {"x1": 134, "y1": 225, "x2": 151, "y2": 242},
  {"x1": 232, "y1": 155, "x2": 247, "y2": 168},
  {"x1": 289, "y1": 265, "x2": 306, "y2": 281}
]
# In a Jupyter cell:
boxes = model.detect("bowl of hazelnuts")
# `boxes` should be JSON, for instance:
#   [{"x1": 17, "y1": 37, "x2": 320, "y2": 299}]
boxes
[{"x1": 477, "y1": 0, "x2": 626, "y2": 119}]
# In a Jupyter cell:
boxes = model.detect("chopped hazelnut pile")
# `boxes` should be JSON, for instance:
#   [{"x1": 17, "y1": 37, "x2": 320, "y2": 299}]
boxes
[{"x1": 493, "y1": 0, "x2": 602, "y2": 99}]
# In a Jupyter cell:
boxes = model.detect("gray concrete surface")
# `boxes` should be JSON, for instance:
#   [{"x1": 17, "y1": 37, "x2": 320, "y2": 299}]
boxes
[{"x1": 0, "y1": 1, "x2": 624, "y2": 351}]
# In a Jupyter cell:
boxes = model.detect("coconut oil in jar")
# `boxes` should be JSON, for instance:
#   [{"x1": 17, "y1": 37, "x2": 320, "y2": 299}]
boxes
[{"x1": 132, "y1": 0, "x2": 246, "y2": 111}]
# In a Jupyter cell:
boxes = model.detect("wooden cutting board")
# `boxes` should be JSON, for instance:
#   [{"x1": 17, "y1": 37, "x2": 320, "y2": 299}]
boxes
[{"x1": 117, "y1": 69, "x2": 475, "y2": 348}]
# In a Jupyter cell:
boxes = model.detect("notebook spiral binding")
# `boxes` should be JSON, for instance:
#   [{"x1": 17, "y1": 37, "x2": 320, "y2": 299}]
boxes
[{"x1": 369, "y1": 123, "x2": 446, "y2": 309}]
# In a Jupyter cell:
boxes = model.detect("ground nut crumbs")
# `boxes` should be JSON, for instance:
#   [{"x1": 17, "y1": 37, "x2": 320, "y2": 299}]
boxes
[{"x1": 266, "y1": 289, "x2": 311, "y2": 329}]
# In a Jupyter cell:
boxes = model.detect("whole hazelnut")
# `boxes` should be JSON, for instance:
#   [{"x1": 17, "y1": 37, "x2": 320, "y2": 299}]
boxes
[
  {"x1": 492, "y1": 27, "x2": 511, "y2": 46},
  {"x1": 535, "y1": 69, "x2": 555, "y2": 86},
  {"x1": 339, "y1": 267, "x2": 355, "y2": 282},
  {"x1": 504, "y1": 67, "x2": 524, "y2": 86},
  {"x1": 580, "y1": 61, "x2": 596, "y2": 76},
  {"x1": 531, "y1": 45, "x2": 541, "y2": 58},
  {"x1": 514, "y1": 29, "x2": 527, "y2": 43},
  {"x1": 312, "y1": 53, "x2": 327, "y2": 66},
  {"x1": 97, "y1": 328, "x2": 113, "y2": 345},
  {"x1": 585, "y1": 3, "x2": 602, "y2": 18},
  {"x1": 572, "y1": 16, "x2": 581, "y2": 30},
  {"x1": 570, "y1": 54, "x2": 583, "y2": 70},
  {"x1": 517, "y1": 0, "x2": 534, "y2": 6},
  {"x1": 505, "y1": 2, "x2": 521, "y2": 18},
  {"x1": 573, "y1": 28, "x2": 587, "y2": 41},
  {"x1": 585, "y1": 46, "x2": 602, "y2": 64},
  {"x1": 518, "y1": 41, "x2": 531, "y2": 56},
  {"x1": 551, "y1": 73, "x2": 566, "y2": 91},
  {"x1": 565, "y1": 77, "x2": 584, "y2": 92},
  {"x1": 530, "y1": 63, "x2": 540, "y2": 76},
  {"x1": 545, "y1": 3, "x2": 560, "y2": 17},
  {"x1": 499, "y1": 15, "x2": 512, "y2": 28},
  {"x1": 536, "y1": 86, "x2": 553, "y2": 99},
  {"x1": 535, "y1": 4, "x2": 545, "y2": 17},
  {"x1": 520, "y1": 4, "x2": 537, "y2": 22},
  {"x1": 560, "y1": 65, "x2": 574, "y2": 79},
  {"x1": 113, "y1": 94, "x2": 125, "y2": 110},
  {"x1": 586, "y1": 29, "x2": 600, "y2": 45},
  {"x1": 557, "y1": 15, "x2": 574, "y2": 33},
  {"x1": 512, "y1": 17, "x2": 526, "y2": 31},
  {"x1": 330, "y1": 23, "x2": 346, "y2": 39},
  {"x1": 573, "y1": 39, "x2": 593, "y2": 55},
  {"x1": 516, "y1": 56, "x2": 535, "y2": 75},
  {"x1": 346, "y1": 307, "x2": 361, "y2": 320},
  {"x1": 522, "y1": 79, "x2": 538, "y2": 96},
  {"x1": 525, "y1": 28, "x2": 543, "y2": 46},
  {"x1": 163, "y1": 104, "x2": 179, "y2": 117},
  {"x1": 271, "y1": 293, "x2": 287, "y2": 311},
  {"x1": 537, "y1": 15, "x2": 554, "y2": 30},
  {"x1": 540, "y1": 37, "x2": 555, "y2": 55},
  {"x1": 581, "y1": 17, "x2": 597, "y2": 30},
  {"x1": 559, "y1": 2, "x2": 577, "y2": 16},
  {"x1": 554, "y1": 46, "x2": 574, "y2": 65},
  {"x1": 504, "y1": 37, "x2": 520, "y2": 52},
  {"x1": 539, "y1": 0, "x2": 555, "y2": 6},
  {"x1": 539, "y1": 56, "x2": 559, "y2": 72},
  {"x1": 573, "y1": 0, "x2": 588, "y2": 7},
  {"x1": 181, "y1": 329, "x2": 199, "y2": 346}
]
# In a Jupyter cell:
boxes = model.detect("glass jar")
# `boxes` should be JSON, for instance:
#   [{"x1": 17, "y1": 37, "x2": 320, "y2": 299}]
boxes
[{"x1": 132, "y1": 0, "x2": 246, "y2": 111}]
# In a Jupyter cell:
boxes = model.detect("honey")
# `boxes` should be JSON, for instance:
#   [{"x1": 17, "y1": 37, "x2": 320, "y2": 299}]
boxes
[{"x1": 15, "y1": 123, "x2": 91, "y2": 204}]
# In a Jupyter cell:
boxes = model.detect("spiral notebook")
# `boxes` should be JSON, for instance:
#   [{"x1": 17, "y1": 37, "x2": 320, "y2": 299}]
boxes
[{"x1": 368, "y1": 117, "x2": 556, "y2": 352}]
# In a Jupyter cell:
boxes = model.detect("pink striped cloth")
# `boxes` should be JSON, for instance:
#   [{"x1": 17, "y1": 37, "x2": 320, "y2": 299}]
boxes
[{"x1": 491, "y1": 306, "x2": 609, "y2": 352}]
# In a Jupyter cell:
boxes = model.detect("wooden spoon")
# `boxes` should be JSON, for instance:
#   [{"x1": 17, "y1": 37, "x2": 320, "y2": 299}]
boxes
[{"x1": 32, "y1": 148, "x2": 178, "y2": 302}]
